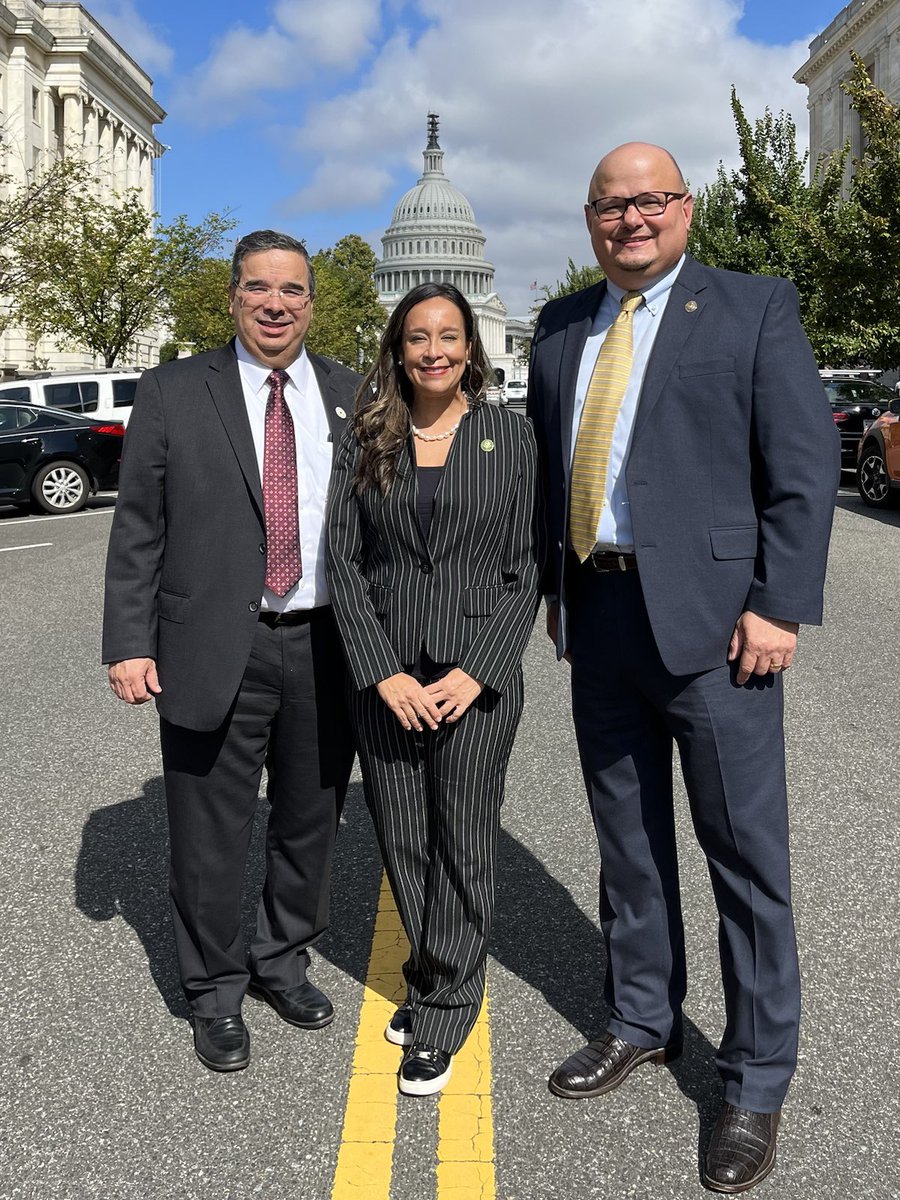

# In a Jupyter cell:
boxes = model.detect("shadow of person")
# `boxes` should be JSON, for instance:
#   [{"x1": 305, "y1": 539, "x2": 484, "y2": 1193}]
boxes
[
  {"x1": 75, "y1": 778, "x2": 381, "y2": 1019},
  {"x1": 491, "y1": 825, "x2": 721, "y2": 1148},
  {"x1": 74, "y1": 776, "x2": 186, "y2": 1016}
]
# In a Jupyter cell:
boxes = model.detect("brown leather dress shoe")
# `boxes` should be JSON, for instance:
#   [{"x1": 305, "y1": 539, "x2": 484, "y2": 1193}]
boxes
[
  {"x1": 548, "y1": 1031, "x2": 682, "y2": 1098},
  {"x1": 703, "y1": 1103, "x2": 780, "y2": 1193}
]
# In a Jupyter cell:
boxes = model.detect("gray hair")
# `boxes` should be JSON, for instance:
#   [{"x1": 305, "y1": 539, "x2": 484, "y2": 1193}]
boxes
[{"x1": 230, "y1": 230, "x2": 316, "y2": 296}]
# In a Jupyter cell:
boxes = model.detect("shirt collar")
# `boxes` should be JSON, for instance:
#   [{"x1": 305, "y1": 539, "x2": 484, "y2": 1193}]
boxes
[
  {"x1": 605, "y1": 254, "x2": 686, "y2": 313},
  {"x1": 234, "y1": 336, "x2": 311, "y2": 395}
]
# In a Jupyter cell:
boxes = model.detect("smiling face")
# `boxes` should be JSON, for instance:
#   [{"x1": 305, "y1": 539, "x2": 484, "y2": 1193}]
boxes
[
  {"x1": 228, "y1": 248, "x2": 314, "y2": 369},
  {"x1": 400, "y1": 297, "x2": 471, "y2": 407},
  {"x1": 585, "y1": 142, "x2": 693, "y2": 290}
]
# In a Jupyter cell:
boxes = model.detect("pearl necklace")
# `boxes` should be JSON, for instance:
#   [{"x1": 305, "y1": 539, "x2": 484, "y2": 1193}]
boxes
[{"x1": 410, "y1": 417, "x2": 462, "y2": 442}]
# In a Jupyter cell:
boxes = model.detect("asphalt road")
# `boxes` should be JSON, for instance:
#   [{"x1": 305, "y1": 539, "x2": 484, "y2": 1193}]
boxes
[{"x1": 0, "y1": 487, "x2": 898, "y2": 1200}]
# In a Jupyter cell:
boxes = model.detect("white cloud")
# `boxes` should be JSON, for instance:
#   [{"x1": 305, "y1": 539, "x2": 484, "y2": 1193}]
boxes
[
  {"x1": 281, "y1": 0, "x2": 813, "y2": 314},
  {"x1": 170, "y1": 0, "x2": 381, "y2": 125},
  {"x1": 88, "y1": 1, "x2": 173, "y2": 76}
]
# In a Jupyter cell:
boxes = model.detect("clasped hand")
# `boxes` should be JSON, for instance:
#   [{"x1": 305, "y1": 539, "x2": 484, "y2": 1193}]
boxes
[{"x1": 376, "y1": 667, "x2": 484, "y2": 731}]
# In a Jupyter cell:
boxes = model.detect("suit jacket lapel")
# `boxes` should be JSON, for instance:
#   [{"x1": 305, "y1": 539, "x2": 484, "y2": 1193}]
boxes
[
  {"x1": 633, "y1": 256, "x2": 708, "y2": 440},
  {"x1": 309, "y1": 352, "x2": 353, "y2": 458},
  {"x1": 560, "y1": 282, "x2": 605, "y2": 474},
  {"x1": 207, "y1": 342, "x2": 264, "y2": 516}
]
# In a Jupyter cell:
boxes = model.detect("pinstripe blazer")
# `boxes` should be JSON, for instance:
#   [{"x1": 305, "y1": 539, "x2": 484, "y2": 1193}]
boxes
[{"x1": 326, "y1": 402, "x2": 540, "y2": 694}]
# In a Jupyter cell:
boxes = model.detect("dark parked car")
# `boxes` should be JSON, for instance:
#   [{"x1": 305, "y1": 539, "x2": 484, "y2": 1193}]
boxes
[
  {"x1": 0, "y1": 402, "x2": 124, "y2": 514},
  {"x1": 823, "y1": 378, "x2": 895, "y2": 470}
]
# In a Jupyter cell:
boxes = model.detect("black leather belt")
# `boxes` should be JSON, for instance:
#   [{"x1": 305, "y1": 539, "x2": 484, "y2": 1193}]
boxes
[
  {"x1": 258, "y1": 607, "x2": 327, "y2": 626},
  {"x1": 587, "y1": 551, "x2": 638, "y2": 573}
]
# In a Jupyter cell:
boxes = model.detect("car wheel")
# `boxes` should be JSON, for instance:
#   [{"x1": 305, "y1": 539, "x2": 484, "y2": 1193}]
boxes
[
  {"x1": 856, "y1": 445, "x2": 899, "y2": 508},
  {"x1": 31, "y1": 460, "x2": 90, "y2": 514}
]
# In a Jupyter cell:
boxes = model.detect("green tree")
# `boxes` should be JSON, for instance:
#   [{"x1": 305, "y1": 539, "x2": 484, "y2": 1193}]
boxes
[
  {"x1": 689, "y1": 62, "x2": 900, "y2": 369},
  {"x1": 17, "y1": 188, "x2": 234, "y2": 366},
  {"x1": 306, "y1": 234, "x2": 385, "y2": 370},
  {"x1": 166, "y1": 256, "x2": 233, "y2": 354}
]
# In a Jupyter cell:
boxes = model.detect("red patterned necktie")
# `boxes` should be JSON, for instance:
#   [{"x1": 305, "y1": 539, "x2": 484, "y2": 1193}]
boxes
[{"x1": 263, "y1": 368, "x2": 301, "y2": 596}]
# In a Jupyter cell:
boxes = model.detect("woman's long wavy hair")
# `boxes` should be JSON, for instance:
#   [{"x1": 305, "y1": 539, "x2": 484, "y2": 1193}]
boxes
[{"x1": 352, "y1": 282, "x2": 493, "y2": 495}]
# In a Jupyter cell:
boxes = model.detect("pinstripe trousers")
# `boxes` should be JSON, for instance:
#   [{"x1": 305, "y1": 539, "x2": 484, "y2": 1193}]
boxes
[{"x1": 351, "y1": 668, "x2": 524, "y2": 1055}]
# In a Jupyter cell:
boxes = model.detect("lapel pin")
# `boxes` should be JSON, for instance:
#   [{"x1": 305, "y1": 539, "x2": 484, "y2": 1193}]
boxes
[
  {"x1": 480, "y1": 438, "x2": 495, "y2": 453},
  {"x1": 684, "y1": 300, "x2": 698, "y2": 313},
  {"x1": 335, "y1": 406, "x2": 347, "y2": 419}
]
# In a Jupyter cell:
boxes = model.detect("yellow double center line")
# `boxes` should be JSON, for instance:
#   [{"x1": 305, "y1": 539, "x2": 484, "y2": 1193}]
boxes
[{"x1": 331, "y1": 874, "x2": 495, "y2": 1199}]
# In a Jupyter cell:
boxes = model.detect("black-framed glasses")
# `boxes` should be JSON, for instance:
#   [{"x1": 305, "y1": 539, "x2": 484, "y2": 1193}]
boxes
[
  {"x1": 235, "y1": 282, "x2": 313, "y2": 307},
  {"x1": 588, "y1": 191, "x2": 688, "y2": 221}
]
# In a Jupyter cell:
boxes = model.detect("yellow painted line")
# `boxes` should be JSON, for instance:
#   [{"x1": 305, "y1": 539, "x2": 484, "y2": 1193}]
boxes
[
  {"x1": 331, "y1": 873, "x2": 406, "y2": 1199},
  {"x1": 331, "y1": 870, "x2": 496, "y2": 1200},
  {"x1": 437, "y1": 988, "x2": 495, "y2": 1200}
]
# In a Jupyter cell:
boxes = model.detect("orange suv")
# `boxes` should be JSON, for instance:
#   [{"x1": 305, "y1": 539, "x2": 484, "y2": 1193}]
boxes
[{"x1": 857, "y1": 397, "x2": 900, "y2": 508}]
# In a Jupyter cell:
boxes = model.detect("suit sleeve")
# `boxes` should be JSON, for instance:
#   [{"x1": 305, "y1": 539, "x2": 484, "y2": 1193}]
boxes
[
  {"x1": 525, "y1": 316, "x2": 554, "y2": 599},
  {"x1": 325, "y1": 431, "x2": 405, "y2": 690},
  {"x1": 743, "y1": 279, "x2": 840, "y2": 625},
  {"x1": 101, "y1": 370, "x2": 167, "y2": 664},
  {"x1": 457, "y1": 418, "x2": 541, "y2": 692}
]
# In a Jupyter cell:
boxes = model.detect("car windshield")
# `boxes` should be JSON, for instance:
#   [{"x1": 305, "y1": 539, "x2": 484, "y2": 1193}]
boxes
[{"x1": 825, "y1": 382, "x2": 894, "y2": 403}]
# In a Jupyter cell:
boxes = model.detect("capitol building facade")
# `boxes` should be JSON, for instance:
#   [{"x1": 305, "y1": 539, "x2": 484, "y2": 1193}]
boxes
[{"x1": 374, "y1": 115, "x2": 529, "y2": 385}]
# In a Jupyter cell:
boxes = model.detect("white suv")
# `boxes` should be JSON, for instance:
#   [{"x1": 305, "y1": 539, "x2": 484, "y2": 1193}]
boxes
[
  {"x1": 501, "y1": 379, "x2": 528, "y2": 407},
  {"x1": 0, "y1": 369, "x2": 142, "y2": 425}
]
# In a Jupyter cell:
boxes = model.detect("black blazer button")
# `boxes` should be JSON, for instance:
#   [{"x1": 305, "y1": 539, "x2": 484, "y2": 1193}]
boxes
[
  {"x1": 421, "y1": 562, "x2": 433, "y2": 574},
  {"x1": 249, "y1": 601, "x2": 259, "y2": 612}
]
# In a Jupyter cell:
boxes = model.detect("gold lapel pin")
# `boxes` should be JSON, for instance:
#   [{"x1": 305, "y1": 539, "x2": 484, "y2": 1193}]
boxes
[
  {"x1": 684, "y1": 300, "x2": 698, "y2": 313},
  {"x1": 335, "y1": 406, "x2": 347, "y2": 419},
  {"x1": 480, "y1": 438, "x2": 495, "y2": 453}
]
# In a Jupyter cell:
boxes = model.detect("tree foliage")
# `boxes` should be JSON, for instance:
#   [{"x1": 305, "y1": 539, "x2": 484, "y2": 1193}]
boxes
[
  {"x1": 166, "y1": 256, "x2": 233, "y2": 354},
  {"x1": 690, "y1": 58, "x2": 900, "y2": 370},
  {"x1": 306, "y1": 234, "x2": 385, "y2": 371},
  {"x1": 17, "y1": 188, "x2": 234, "y2": 366}
]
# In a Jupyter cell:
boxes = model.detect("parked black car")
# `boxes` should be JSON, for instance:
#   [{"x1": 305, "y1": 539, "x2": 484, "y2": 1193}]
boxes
[
  {"x1": 0, "y1": 402, "x2": 124, "y2": 514},
  {"x1": 823, "y1": 378, "x2": 895, "y2": 470}
]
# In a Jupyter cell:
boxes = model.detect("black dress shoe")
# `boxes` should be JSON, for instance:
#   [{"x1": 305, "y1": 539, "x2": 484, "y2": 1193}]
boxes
[
  {"x1": 398, "y1": 1043, "x2": 453, "y2": 1096},
  {"x1": 191, "y1": 1014, "x2": 250, "y2": 1072},
  {"x1": 246, "y1": 979, "x2": 334, "y2": 1029},
  {"x1": 703, "y1": 1104, "x2": 780, "y2": 1194},
  {"x1": 548, "y1": 1031, "x2": 682, "y2": 1098}
]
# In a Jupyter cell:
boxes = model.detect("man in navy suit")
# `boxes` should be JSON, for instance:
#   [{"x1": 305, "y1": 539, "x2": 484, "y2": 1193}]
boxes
[{"x1": 527, "y1": 143, "x2": 839, "y2": 1193}]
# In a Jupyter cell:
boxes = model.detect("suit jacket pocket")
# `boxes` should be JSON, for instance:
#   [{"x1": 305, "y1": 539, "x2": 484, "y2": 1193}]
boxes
[
  {"x1": 679, "y1": 357, "x2": 736, "y2": 378},
  {"x1": 463, "y1": 585, "x2": 503, "y2": 616},
  {"x1": 367, "y1": 583, "x2": 391, "y2": 614},
  {"x1": 158, "y1": 589, "x2": 189, "y2": 623},
  {"x1": 709, "y1": 526, "x2": 758, "y2": 560}
]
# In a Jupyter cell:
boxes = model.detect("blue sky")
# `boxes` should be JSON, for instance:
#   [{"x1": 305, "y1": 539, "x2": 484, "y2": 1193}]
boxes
[{"x1": 90, "y1": 0, "x2": 844, "y2": 314}]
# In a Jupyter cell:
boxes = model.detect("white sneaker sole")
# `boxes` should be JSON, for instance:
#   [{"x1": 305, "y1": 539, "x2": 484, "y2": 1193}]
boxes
[{"x1": 398, "y1": 1060, "x2": 452, "y2": 1096}]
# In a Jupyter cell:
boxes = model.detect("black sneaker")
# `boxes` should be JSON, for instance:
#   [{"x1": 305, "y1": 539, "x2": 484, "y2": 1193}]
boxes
[
  {"x1": 398, "y1": 1043, "x2": 452, "y2": 1095},
  {"x1": 385, "y1": 1005, "x2": 414, "y2": 1046}
]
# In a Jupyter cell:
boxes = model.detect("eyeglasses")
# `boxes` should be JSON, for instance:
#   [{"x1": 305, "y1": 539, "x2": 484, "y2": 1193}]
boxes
[
  {"x1": 588, "y1": 191, "x2": 688, "y2": 221},
  {"x1": 235, "y1": 282, "x2": 313, "y2": 307}
]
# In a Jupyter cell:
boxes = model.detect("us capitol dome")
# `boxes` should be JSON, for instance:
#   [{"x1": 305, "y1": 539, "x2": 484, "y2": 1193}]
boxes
[{"x1": 374, "y1": 114, "x2": 528, "y2": 384}]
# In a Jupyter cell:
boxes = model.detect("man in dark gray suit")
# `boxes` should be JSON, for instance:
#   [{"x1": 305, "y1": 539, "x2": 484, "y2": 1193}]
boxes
[
  {"x1": 103, "y1": 230, "x2": 358, "y2": 1071},
  {"x1": 527, "y1": 144, "x2": 839, "y2": 1192}
]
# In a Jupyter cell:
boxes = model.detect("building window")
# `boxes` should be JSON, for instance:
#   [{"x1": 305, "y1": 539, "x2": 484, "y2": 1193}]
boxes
[{"x1": 425, "y1": 241, "x2": 430, "y2": 253}]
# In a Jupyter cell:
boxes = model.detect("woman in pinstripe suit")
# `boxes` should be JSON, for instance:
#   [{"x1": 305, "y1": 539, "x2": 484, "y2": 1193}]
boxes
[{"x1": 326, "y1": 282, "x2": 539, "y2": 1095}]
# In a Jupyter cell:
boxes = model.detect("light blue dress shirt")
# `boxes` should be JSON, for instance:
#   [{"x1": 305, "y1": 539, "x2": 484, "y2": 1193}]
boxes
[{"x1": 570, "y1": 255, "x2": 685, "y2": 551}]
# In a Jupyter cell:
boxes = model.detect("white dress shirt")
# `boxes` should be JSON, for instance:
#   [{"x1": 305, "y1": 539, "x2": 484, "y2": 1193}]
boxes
[
  {"x1": 235, "y1": 337, "x2": 333, "y2": 611},
  {"x1": 571, "y1": 255, "x2": 685, "y2": 551}
]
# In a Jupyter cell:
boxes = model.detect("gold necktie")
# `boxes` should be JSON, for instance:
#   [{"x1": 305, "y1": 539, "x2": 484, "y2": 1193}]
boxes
[{"x1": 569, "y1": 291, "x2": 644, "y2": 562}]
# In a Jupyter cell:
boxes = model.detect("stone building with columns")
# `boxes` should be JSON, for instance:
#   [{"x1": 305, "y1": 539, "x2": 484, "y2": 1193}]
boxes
[
  {"x1": 0, "y1": 0, "x2": 165, "y2": 373},
  {"x1": 374, "y1": 116, "x2": 529, "y2": 385},
  {"x1": 795, "y1": 0, "x2": 900, "y2": 180}
]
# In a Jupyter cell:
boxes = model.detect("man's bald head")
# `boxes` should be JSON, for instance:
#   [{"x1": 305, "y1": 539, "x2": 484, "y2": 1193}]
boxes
[{"x1": 584, "y1": 142, "x2": 693, "y2": 290}]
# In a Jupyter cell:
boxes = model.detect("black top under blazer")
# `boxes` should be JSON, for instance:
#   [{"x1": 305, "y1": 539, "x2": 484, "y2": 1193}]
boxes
[
  {"x1": 326, "y1": 402, "x2": 540, "y2": 695},
  {"x1": 102, "y1": 341, "x2": 360, "y2": 731},
  {"x1": 528, "y1": 255, "x2": 840, "y2": 674}
]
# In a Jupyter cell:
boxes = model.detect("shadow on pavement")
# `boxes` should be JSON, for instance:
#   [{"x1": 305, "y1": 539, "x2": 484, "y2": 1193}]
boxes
[{"x1": 835, "y1": 493, "x2": 900, "y2": 527}]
